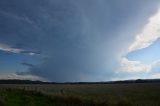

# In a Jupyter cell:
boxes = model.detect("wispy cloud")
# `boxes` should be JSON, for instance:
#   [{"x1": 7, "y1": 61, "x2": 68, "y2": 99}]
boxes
[
  {"x1": 128, "y1": 9, "x2": 160, "y2": 52},
  {"x1": 0, "y1": 73, "x2": 48, "y2": 81},
  {"x1": 0, "y1": 10, "x2": 33, "y2": 24},
  {"x1": 0, "y1": 43, "x2": 37, "y2": 56},
  {"x1": 0, "y1": 43, "x2": 23, "y2": 53}
]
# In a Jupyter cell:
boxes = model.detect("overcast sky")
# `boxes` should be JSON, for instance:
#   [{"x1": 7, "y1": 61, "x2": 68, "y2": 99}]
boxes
[{"x1": 0, "y1": 0, "x2": 160, "y2": 82}]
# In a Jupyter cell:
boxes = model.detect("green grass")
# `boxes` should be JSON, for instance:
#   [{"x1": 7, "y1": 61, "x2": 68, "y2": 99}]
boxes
[
  {"x1": 1, "y1": 83, "x2": 160, "y2": 106},
  {"x1": 0, "y1": 89, "x2": 97, "y2": 106}
]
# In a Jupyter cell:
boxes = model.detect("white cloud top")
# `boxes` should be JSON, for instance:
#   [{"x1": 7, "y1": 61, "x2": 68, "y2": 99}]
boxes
[
  {"x1": 128, "y1": 9, "x2": 160, "y2": 52},
  {"x1": 121, "y1": 8, "x2": 160, "y2": 73}
]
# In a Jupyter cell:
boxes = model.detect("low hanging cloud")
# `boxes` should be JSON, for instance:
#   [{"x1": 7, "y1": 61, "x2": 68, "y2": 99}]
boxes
[
  {"x1": 0, "y1": 73, "x2": 47, "y2": 81},
  {"x1": 128, "y1": 9, "x2": 160, "y2": 53}
]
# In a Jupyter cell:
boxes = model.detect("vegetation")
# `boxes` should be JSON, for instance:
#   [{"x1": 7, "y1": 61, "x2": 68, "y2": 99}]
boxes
[{"x1": 0, "y1": 82, "x2": 160, "y2": 106}]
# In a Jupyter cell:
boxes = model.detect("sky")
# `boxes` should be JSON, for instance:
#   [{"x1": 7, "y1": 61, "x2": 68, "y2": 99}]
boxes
[{"x1": 0, "y1": 0, "x2": 160, "y2": 82}]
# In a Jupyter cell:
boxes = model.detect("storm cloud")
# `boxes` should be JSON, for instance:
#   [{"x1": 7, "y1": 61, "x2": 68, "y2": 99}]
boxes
[{"x1": 0, "y1": 0, "x2": 159, "y2": 82}]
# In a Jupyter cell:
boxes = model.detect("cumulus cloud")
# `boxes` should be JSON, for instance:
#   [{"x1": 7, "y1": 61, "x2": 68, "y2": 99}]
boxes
[
  {"x1": 120, "y1": 57, "x2": 160, "y2": 74},
  {"x1": 128, "y1": 9, "x2": 160, "y2": 52},
  {"x1": 116, "y1": 59, "x2": 160, "y2": 80},
  {"x1": 121, "y1": 57, "x2": 151, "y2": 72}
]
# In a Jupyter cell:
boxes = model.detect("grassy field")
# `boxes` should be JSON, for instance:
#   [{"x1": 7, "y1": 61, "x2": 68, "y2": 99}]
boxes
[{"x1": 0, "y1": 83, "x2": 160, "y2": 106}]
